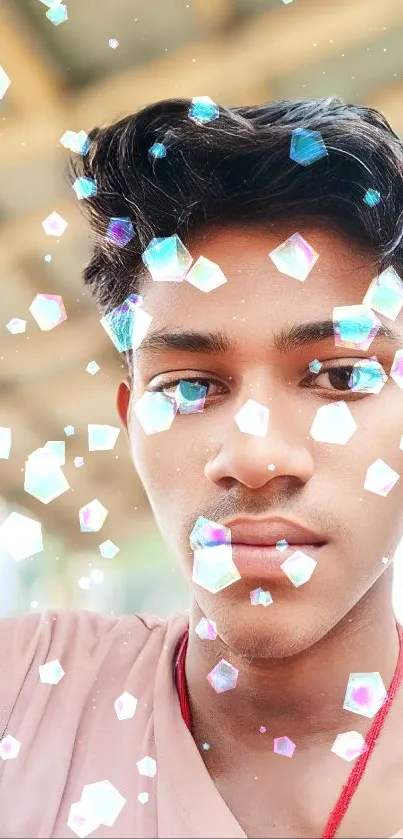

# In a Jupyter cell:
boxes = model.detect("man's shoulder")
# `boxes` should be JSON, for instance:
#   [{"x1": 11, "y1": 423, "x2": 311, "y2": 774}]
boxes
[
  {"x1": 0, "y1": 608, "x2": 188, "y2": 734},
  {"x1": 0, "y1": 606, "x2": 176, "y2": 653},
  {"x1": 0, "y1": 607, "x2": 187, "y2": 685}
]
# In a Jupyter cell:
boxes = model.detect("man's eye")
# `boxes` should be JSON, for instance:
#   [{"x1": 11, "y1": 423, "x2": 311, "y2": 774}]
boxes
[
  {"x1": 319, "y1": 365, "x2": 355, "y2": 391},
  {"x1": 151, "y1": 377, "x2": 225, "y2": 400},
  {"x1": 311, "y1": 360, "x2": 388, "y2": 394},
  {"x1": 150, "y1": 361, "x2": 388, "y2": 403}
]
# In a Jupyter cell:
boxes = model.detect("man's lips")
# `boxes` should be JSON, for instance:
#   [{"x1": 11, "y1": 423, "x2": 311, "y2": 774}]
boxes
[
  {"x1": 191, "y1": 517, "x2": 328, "y2": 582},
  {"x1": 224, "y1": 517, "x2": 326, "y2": 579},
  {"x1": 230, "y1": 542, "x2": 326, "y2": 580},
  {"x1": 224, "y1": 516, "x2": 327, "y2": 548}
]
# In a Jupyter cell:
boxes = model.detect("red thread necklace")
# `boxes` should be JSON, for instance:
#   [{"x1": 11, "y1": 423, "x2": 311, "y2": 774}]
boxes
[{"x1": 174, "y1": 623, "x2": 403, "y2": 839}]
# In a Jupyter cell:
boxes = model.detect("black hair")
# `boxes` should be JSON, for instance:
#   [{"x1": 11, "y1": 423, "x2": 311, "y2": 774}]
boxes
[{"x1": 68, "y1": 96, "x2": 403, "y2": 316}]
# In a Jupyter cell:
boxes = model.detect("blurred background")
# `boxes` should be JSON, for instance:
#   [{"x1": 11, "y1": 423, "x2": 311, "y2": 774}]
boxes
[{"x1": 1, "y1": 0, "x2": 403, "y2": 620}]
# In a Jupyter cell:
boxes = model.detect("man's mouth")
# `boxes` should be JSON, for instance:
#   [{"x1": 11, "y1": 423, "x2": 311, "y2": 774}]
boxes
[
  {"x1": 222, "y1": 516, "x2": 327, "y2": 581},
  {"x1": 224, "y1": 516, "x2": 326, "y2": 548}
]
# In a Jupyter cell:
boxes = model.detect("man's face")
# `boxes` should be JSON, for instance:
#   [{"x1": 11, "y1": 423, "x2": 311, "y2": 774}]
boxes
[{"x1": 117, "y1": 225, "x2": 403, "y2": 657}]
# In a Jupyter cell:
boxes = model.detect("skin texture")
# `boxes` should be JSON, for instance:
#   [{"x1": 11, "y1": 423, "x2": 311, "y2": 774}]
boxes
[{"x1": 117, "y1": 225, "x2": 403, "y2": 837}]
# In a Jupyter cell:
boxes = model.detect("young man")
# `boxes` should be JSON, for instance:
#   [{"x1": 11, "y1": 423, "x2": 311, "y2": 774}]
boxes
[{"x1": 1, "y1": 96, "x2": 403, "y2": 839}]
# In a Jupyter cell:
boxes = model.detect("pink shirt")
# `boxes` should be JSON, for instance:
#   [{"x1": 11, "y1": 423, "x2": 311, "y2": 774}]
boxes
[
  {"x1": 0, "y1": 609, "x2": 402, "y2": 838},
  {"x1": 0, "y1": 608, "x2": 248, "y2": 838}
]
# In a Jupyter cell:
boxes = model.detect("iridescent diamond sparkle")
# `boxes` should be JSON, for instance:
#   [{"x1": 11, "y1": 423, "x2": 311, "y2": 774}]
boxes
[
  {"x1": 72, "y1": 177, "x2": 97, "y2": 200},
  {"x1": 39, "y1": 658, "x2": 65, "y2": 685},
  {"x1": 363, "y1": 189, "x2": 381, "y2": 207},
  {"x1": 100, "y1": 294, "x2": 153, "y2": 353},
  {"x1": 68, "y1": 780, "x2": 126, "y2": 837},
  {"x1": 250, "y1": 587, "x2": 273, "y2": 607},
  {"x1": 188, "y1": 96, "x2": 219, "y2": 124},
  {"x1": 193, "y1": 545, "x2": 241, "y2": 593},
  {"x1": 136, "y1": 756, "x2": 157, "y2": 777},
  {"x1": 46, "y1": 2, "x2": 68, "y2": 25},
  {"x1": 0, "y1": 512, "x2": 43, "y2": 561},
  {"x1": 206, "y1": 659, "x2": 239, "y2": 693},
  {"x1": 106, "y1": 217, "x2": 135, "y2": 247},
  {"x1": 276, "y1": 539, "x2": 289, "y2": 552},
  {"x1": 60, "y1": 130, "x2": 91, "y2": 155},
  {"x1": 133, "y1": 391, "x2": 177, "y2": 435},
  {"x1": 309, "y1": 359, "x2": 322, "y2": 374},
  {"x1": 175, "y1": 380, "x2": 207, "y2": 414},
  {"x1": 0, "y1": 427, "x2": 11, "y2": 459},
  {"x1": 86, "y1": 361, "x2": 100, "y2": 375},
  {"x1": 348, "y1": 358, "x2": 387, "y2": 394},
  {"x1": 99, "y1": 540, "x2": 119, "y2": 559},
  {"x1": 273, "y1": 736, "x2": 296, "y2": 757},
  {"x1": 333, "y1": 304, "x2": 381, "y2": 351},
  {"x1": 114, "y1": 691, "x2": 138, "y2": 720},
  {"x1": 189, "y1": 517, "x2": 231, "y2": 550},
  {"x1": 280, "y1": 551, "x2": 317, "y2": 587},
  {"x1": 149, "y1": 142, "x2": 167, "y2": 158},
  {"x1": 0, "y1": 64, "x2": 11, "y2": 100},
  {"x1": 42, "y1": 211, "x2": 69, "y2": 237},
  {"x1": 234, "y1": 399, "x2": 270, "y2": 436},
  {"x1": 363, "y1": 267, "x2": 403, "y2": 320},
  {"x1": 79, "y1": 499, "x2": 108, "y2": 532},
  {"x1": 195, "y1": 617, "x2": 218, "y2": 640},
  {"x1": 364, "y1": 459, "x2": 400, "y2": 496},
  {"x1": 343, "y1": 671, "x2": 387, "y2": 718},
  {"x1": 310, "y1": 401, "x2": 357, "y2": 445},
  {"x1": 290, "y1": 128, "x2": 328, "y2": 166},
  {"x1": 269, "y1": 232, "x2": 319, "y2": 281},
  {"x1": 390, "y1": 349, "x2": 403, "y2": 391},
  {"x1": 185, "y1": 256, "x2": 228, "y2": 293},
  {"x1": 24, "y1": 447, "x2": 70, "y2": 504},
  {"x1": 88, "y1": 424, "x2": 120, "y2": 451},
  {"x1": 0, "y1": 734, "x2": 21, "y2": 760},
  {"x1": 142, "y1": 235, "x2": 193, "y2": 281},
  {"x1": 331, "y1": 731, "x2": 368, "y2": 762},
  {"x1": 30, "y1": 294, "x2": 67, "y2": 330},
  {"x1": 6, "y1": 317, "x2": 26, "y2": 334}
]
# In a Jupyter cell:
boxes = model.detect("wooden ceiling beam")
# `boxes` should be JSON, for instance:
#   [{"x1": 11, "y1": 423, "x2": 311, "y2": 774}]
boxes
[
  {"x1": 1, "y1": 64, "x2": 402, "y2": 274},
  {"x1": 367, "y1": 82, "x2": 403, "y2": 133},
  {"x1": 69, "y1": 0, "x2": 403, "y2": 126},
  {"x1": 2, "y1": 0, "x2": 403, "y2": 167},
  {"x1": 0, "y1": 201, "x2": 85, "y2": 270},
  {"x1": 191, "y1": 0, "x2": 236, "y2": 32},
  {"x1": 0, "y1": 384, "x2": 149, "y2": 546},
  {"x1": 0, "y1": 312, "x2": 113, "y2": 385},
  {"x1": 0, "y1": 1, "x2": 62, "y2": 113}
]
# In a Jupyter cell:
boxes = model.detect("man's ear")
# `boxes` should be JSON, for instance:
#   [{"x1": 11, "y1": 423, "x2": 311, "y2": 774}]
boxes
[{"x1": 116, "y1": 378, "x2": 131, "y2": 431}]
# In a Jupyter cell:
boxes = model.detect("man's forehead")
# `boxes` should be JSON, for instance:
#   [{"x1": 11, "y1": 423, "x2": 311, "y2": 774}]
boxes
[
  {"x1": 190, "y1": 222, "x2": 371, "y2": 263},
  {"x1": 133, "y1": 225, "x2": 403, "y2": 357},
  {"x1": 140, "y1": 224, "x2": 377, "y2": 311}
]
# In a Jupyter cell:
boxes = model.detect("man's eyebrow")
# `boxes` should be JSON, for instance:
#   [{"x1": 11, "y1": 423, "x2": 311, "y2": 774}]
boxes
[
  {"x1": 137, "y1": 328, "x2": 233, "y2": 355},
  {"x1": 136, "y1": 320, "x2": 402, "y2": 356},
  {"x1": 273, "y1": 319, "x2": 402, "y2": 353}
]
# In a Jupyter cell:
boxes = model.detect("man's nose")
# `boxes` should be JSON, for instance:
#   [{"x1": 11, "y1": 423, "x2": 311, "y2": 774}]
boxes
[{"x1": 204, "y1": 397, "x2": 315, "y2": 491}]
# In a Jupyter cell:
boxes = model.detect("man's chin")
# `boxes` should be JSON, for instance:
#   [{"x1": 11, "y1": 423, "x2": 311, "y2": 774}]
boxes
[{"x1": 194, "y1": 591, "x2": 330, "y2": 661}]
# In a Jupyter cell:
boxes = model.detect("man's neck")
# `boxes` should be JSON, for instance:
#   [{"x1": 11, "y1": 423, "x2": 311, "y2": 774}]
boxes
[{"x1": 185, "y1": 571, "x2": 400, "y2": 759}]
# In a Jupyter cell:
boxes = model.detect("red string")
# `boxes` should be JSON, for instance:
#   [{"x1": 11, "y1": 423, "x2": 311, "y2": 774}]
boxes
[
  {"x1": 174, "y1": 623, "x2": 403, "y2": 838},
  {"x1": 174, "y1": 628, "x2": 192, "y2": 728},
  {"x1": 321, "y1": 621, "x2": 403, "y2": 839}
]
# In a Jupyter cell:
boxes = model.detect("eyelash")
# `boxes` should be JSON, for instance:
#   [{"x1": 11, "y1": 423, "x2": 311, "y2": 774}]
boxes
[{"x1": 150, "y1": 364, "x2": 373, "y2": 401}]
